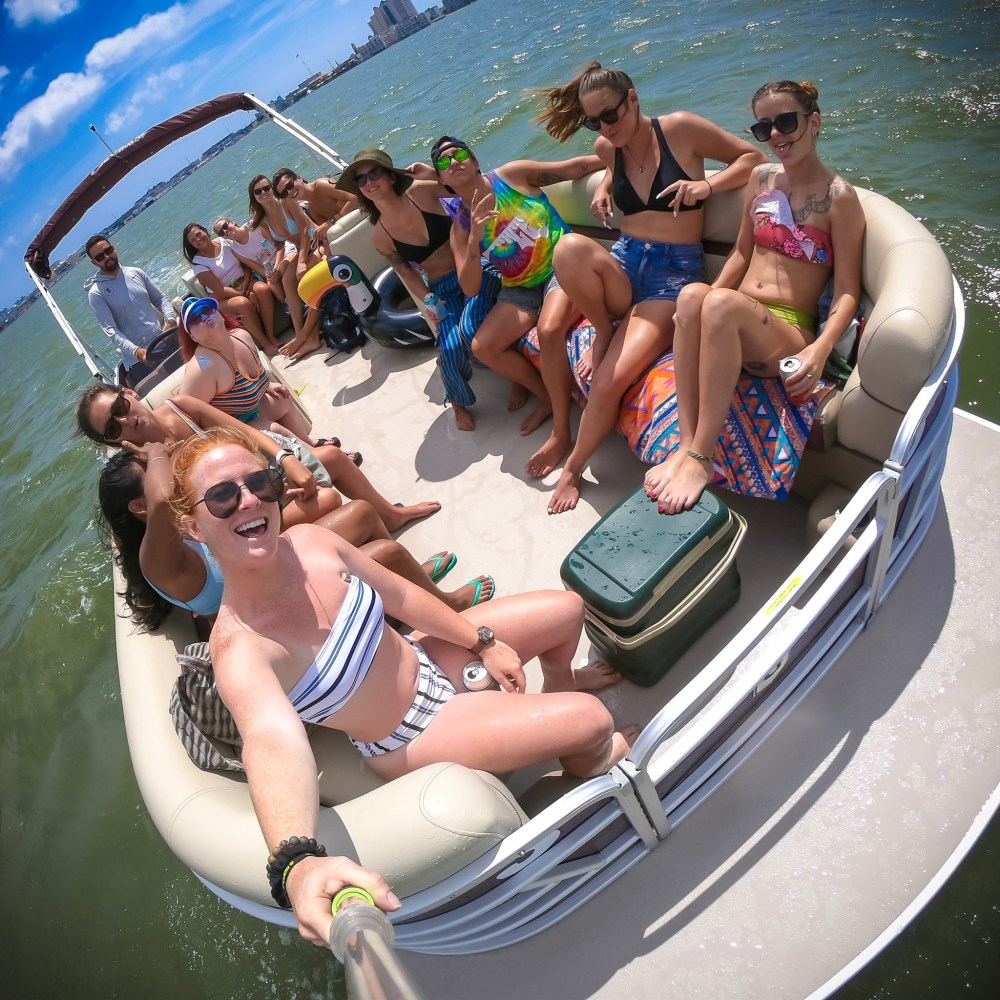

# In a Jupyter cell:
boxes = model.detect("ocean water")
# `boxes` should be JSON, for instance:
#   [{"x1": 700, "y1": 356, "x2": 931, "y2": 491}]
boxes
[{"x1": 1, "y1": 0, "x2": 998, "y2": 996}]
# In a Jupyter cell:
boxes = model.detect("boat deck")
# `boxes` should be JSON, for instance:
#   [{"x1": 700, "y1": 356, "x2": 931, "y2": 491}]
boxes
[{"x1": 277, "y1": 340, "x2": 999, "y2": 998}]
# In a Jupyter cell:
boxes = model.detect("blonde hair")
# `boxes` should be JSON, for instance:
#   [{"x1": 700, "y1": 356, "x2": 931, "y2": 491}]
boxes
[
  {"x1": 751, "y1": 79, "x2": 820, "y2": 115},
  {"x1": 168, "y1": 426, "x2": 266, "y2": 528},
  {"x1": 533, "y1": 60, "x2": 636, "y2": 143}
]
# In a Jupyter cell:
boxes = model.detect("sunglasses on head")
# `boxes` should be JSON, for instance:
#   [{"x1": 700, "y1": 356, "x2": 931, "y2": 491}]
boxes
[
  {"x1": 102, "y1": 388, "x2": 130, "y2": 441},
  {"x1": 434, "y1": 147, "x2": 471, "y2": 171},
  {"x1": 749, "y1": 111, "x2": 807, "y2": 142},
  {"x1": 253, "y1": 183, "x2": 272, "y2": 195},
  {"x1": 91, "y1": 245, "x2": 115, "y2": 262},
  {"x1": 194, "y1": 468, "x2": 285, "y2": 519},
  {"x1": 354, "y1": 165, "x2": 386, "y2": 188},
  {"x1": 581, "y1": 93, "x2": 630, "y2": 131}
]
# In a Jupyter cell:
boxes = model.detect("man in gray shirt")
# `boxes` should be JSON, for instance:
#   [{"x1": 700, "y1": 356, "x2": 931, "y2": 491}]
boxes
[{"x1": 85, "y1": 234, "x2": 177, "y2": 387}]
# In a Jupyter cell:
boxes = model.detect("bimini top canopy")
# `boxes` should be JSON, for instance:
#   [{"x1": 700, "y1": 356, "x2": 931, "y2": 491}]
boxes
[{"x1": 25, "y1": 93, "x2": 257, "y2": 280}]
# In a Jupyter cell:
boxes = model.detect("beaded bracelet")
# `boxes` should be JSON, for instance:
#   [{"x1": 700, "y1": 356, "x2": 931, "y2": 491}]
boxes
[{"x1": 265, "y1": 836, "x2": 328, "y2": 908}]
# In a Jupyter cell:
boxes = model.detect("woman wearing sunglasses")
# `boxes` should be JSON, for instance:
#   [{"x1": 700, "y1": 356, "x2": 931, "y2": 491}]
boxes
[
  {"x1": 177, "y1": 296, "x2": 318, "y2": 445},
  {"x1": 424, "y1": 135, "x2": 603, "y2": 454},
  {"x1": 167, "y1": 425, "x2": 634, "y2": 942},
  {"x1": 95, "y1": 439, "x2": 491, "y2": 635},
  {"x1": 645, "y1": 79, "x2": 864, "y2": 515},
  {"x1": 534, "y1": 61, "x2": 764, "y2": 514},
  {"x1": 75, "y1": 384, "x2": 445, "y2": 538},
  {"x1": 336, "y1": 148, "x2": 500, "y2": 432},
  {"x1": 212, "y1": 215, "x2": 287, "y2": 312},
  {"x1": 247, "y1": 174, "x2": 319, "y2": 359},
  {"x1": 181, "y1": 222, "x2": 275, "y2": 352}
]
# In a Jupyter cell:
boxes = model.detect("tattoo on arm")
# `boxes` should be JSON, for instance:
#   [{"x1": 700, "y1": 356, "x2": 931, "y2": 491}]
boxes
[
  {"x1": 535, "y1": 171, "x2": 567, "y2": 186},
  {"x1": 757, "y1": 164, "x2": 779, "y2": 193}
]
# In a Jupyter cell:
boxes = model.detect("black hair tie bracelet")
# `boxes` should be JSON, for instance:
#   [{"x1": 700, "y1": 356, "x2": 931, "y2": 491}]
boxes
[{"x1": 265, "y1": 836, "x2": 328, "y2": 908}]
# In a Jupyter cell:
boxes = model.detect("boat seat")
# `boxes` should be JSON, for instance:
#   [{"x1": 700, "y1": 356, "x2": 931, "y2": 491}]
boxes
[{"x1": 544, "y1": 174, "x2": 955, "y2": 523}]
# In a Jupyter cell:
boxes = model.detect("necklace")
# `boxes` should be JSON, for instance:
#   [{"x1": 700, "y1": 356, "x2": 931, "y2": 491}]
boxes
[{"x1": 627, "y1": 120, "x2": 655, "y2": 174}]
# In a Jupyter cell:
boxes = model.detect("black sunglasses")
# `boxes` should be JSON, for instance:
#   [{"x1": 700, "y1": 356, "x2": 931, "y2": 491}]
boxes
[
  {"x1": 582, "y1": 93, "x2": 630, "y2": 131},
  {"x1": 103, "y1": 388, "x2": 130, "y2": 441},
  {"x1": 193, "y1": 468, "x2": 285, "y2": 519},
  {"x1": 749, "y1": 111, "x2": 807, "y2": 142},
  {"x1": 91, "y1": 245, "x2": 115, "y2": 262},
  {"x1": 277, "y1": 177, "x2": 296, "y2": 198},
  {"x1": 354, "y1": 165, "x2": 386, "y2": 188},
  {"x1": 217, "y1": 221, "x2": 234, "y2": 236},
  {"x1": 253, "y1": 183, "x2": 272, "y2": 195}
]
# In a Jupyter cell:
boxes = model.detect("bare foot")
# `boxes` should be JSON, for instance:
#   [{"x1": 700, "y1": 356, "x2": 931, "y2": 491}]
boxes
[
  {"x1": 573, "y1": 659, "x2": 623, "y2": 691},
  {"x1": 547, "y1": 468, "x2": 581, "y2": 515},
  {"x1": 607, "y1": 725, "x2": 641, "y2": 769},
  {"x1": 577, "y1": 724, "x2": 641, "y2": 777},
  {"x1": 507, "y1": 383, "x2": 528, "y2": 411},
  {"x1": 452, "y1": 403, "x2": 475, "y2": 432},
  {"x1": 441, "y1": 574, "x2": 495, "y2": 612},
  {"x1": 289, "y1": 334, "x2": 322, "y2": 361},
  {"x1": 657, "y1": 452, "x2": 711, "y2": 515},
  {"x1": 519, "y1": 398, "x2": 552, "y2": 436},
  {"x1": 643, "y1": 447, "x2": 686, "y2": 501},
  {"x1": 383, "y1": 500, "x2": 442, "y2": 533},
  {"x1": 525, "y1": 431, "x2": 571, "y2": 479}
]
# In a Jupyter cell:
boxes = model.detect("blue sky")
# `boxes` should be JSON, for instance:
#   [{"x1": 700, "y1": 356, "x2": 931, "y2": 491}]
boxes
[{"x1": 0, "y1": 0, "x2": 380, "y2": 309}]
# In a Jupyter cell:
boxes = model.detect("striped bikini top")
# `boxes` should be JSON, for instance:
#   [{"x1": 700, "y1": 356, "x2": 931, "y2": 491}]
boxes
[
  {"x1": 286, "y1": 575, "x2": 385, "y2": 725},
  {"x1": 210, "y1": 339, "x2": 269, "y2": 420}
]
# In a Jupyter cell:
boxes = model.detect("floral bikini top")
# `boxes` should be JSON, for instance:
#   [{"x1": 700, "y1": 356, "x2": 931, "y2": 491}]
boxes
[{"x1": 752, "y1": 187, "x2": 834, "y2": 267}]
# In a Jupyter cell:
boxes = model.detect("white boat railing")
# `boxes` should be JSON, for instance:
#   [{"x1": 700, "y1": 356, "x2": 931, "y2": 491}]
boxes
[
  {"x1": 623, "y1": 277, "x2": 965, "y2": 837},
  {"x1": 242, "y1": 93, "x2": 349, "y2": 173}
]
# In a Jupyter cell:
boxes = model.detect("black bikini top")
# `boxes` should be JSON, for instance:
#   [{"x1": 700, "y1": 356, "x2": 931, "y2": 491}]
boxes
[
  {"x1": 612, "y1": 118, "x2": 703, "y2": 215},
  {"x1": 381, "y1": 198, "x2": 453, "y2": 264}
]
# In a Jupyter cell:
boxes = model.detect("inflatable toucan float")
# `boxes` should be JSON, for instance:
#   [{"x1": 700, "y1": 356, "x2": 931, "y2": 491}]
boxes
[{"x1": 298, "y1": 255, "x2": 435, "y2": 351}]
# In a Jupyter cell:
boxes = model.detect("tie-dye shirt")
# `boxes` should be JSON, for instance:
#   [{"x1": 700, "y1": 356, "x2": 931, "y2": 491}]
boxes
[{"x1": 448, "y1": 170, "x2": 568, "y2": 288}]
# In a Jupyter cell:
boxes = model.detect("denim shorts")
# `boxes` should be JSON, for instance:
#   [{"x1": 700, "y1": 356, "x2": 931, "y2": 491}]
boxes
[
  {"x1": 611, "y1": 236, "x2": 703, "y2": 303},
  {"x1": 496, "y1": 272, "x2": 560, "y2": 315}
]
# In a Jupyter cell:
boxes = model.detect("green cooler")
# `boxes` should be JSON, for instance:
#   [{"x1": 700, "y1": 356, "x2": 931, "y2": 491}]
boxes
[{"x1": 560, "y1": 487, "x2": 747, "y2": 686}]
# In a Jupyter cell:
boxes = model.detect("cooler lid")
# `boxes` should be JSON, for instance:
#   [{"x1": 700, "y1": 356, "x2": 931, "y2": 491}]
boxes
[{"x1": 560, "y1": 486, "x2": 735, "y2": 622}]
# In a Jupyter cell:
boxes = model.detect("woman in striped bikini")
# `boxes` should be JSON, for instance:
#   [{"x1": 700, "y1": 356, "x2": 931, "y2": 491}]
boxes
[{"x1": 177, "y1": 296, "x2": 319, "y2": 445}]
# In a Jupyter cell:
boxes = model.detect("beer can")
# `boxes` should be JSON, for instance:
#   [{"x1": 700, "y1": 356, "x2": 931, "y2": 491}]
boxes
[
  {"x1": 779, "y1": 356, "x2": 808, "y2": 404},
  {"x1": 462, "y1": 661, "x2": 499, "y2": 692},
  {"x1": 778, "y1": 356, "x2": 802, "y2": 379}
]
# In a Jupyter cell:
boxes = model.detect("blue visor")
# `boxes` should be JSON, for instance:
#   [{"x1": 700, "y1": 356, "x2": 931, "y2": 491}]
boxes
[{"x1": 181, "y1": 296, "x2": 219, "y2": 328}]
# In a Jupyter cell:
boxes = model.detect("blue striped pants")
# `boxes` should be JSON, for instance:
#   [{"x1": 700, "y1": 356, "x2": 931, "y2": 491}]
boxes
[{"x1": 429, "y1": 266, "x2": 501, "y2": 407}]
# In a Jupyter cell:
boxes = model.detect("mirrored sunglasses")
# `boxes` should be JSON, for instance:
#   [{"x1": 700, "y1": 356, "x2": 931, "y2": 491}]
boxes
[
  {"x1": 194, "y1": 468, "x2": 285, "y2": 519},
  {"x1": 433, "y1": 147, "x2": 471, "y2": 171}
]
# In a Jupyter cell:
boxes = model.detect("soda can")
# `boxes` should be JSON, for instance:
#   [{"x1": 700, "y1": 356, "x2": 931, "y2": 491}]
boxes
[
  {"x1": 462, "y1": 661, "x2": 499, "y2": 692},
  {"x1": 779, "y1": 356, "x2": 808, "y2": 404}
]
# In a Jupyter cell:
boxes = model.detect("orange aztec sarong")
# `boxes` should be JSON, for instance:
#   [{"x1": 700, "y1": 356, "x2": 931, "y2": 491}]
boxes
[{"x1": 518, "y1": 321, "x2": 827, "y2": 502}]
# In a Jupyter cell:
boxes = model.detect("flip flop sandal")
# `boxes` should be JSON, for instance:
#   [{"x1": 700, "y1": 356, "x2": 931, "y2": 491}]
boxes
[
  {"x1": 348, "y1": 451, "x2": 363, "y2": 467},
  {"x1": 467, "y1": 575, "x2": 495, "y2": 607},
  {"x1": 422, "y1": 551, "x2": 458, "y2": 584},
  {"x1": 314, "y1": 437, "x2": 341, "y2": 448}
]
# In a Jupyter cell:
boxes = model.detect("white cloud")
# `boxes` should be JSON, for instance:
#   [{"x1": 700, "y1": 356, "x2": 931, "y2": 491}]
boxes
[
  {"x1": 4, "y1": 0, "x2": 78, "y2": 28},
  {"x1": 21, "y1": 66, "x2": 36, "y2": 84},
  {"x1": 0, "y1": 71, "x2": 103, "y2": 174},
  {"x1": 105, "y1": 63, "x2": 190, "y2": 134},
  {"x1": 0, "y1": 66, "x2": 10, "y2": 92},
  {"x1": 85, "y1": 0, "x2": 232, "y2": 74}
]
